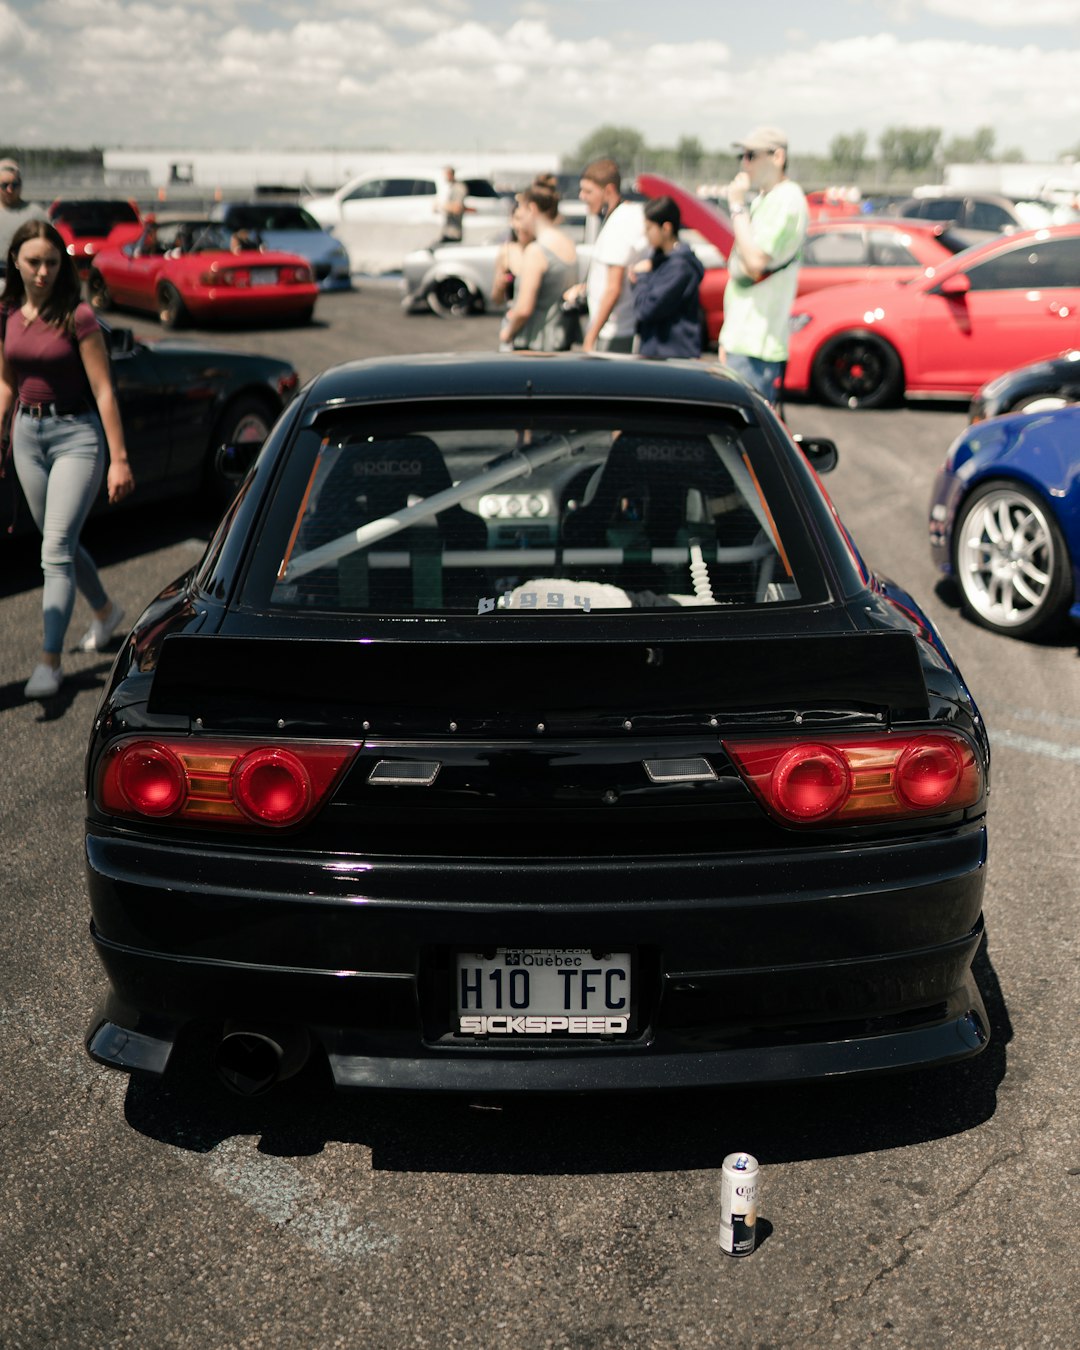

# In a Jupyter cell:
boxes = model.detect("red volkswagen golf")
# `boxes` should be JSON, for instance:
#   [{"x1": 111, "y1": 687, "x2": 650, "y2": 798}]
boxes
[{"x1": 784, "y1": 224, "x2": 1080, "y2": 407}]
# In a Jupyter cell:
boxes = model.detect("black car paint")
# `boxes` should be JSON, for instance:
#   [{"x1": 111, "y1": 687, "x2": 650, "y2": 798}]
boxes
[
  {"x1": 6, "y1": 322, "x2": 295, "y2": 537},
  {"x1": 83, "y1": 354, "x2": 991, "y2": 1092}
]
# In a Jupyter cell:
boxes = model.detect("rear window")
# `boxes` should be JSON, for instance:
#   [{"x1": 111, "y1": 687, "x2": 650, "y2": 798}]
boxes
[
  {"x1": 51, "y1": 201, "x2": 139, "y2": 232},
  {"x1": 254, "y1": 410, "x2": 822, "y2": 617}
]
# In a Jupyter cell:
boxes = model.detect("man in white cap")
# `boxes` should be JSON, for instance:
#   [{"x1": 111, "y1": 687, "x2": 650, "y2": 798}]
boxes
[{"x1": 719, "y1": 126, "x2": 808, "y2": 407}]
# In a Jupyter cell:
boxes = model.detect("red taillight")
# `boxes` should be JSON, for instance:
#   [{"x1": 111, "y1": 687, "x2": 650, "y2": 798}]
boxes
[
  {"x1": 772, "y1": 744, "x2": 850, "y2": 821},
  {"x1": 116, "y1": 743, "x2": 186, "y2": 816},
  {"x1": 234, "y1": 748, "x2": 311, "y2": 825},
  {"x1": 279, "y1": 265, "x2": 311, "y2": 285},
  {"x1": 724, "y1": 731, "x2": 981, "y2": 827},
  {"x1": 895, "y1": 738, "x2": 962, "y2": 809},
  {"x1": 98, "y1": 738, "x2": 359, "y2": 829}
]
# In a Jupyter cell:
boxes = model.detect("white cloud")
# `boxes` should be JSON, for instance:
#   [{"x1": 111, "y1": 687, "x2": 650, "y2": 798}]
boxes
[
  {"x1": 922, "y1": 0, "x2": 1080, "y2": 22},
  {"x1": 0, "y1": 2, "x2": 29, "y2": 55},
  {"x1": 3, "y1": 3, "x2": 1080, "y2": 162}
]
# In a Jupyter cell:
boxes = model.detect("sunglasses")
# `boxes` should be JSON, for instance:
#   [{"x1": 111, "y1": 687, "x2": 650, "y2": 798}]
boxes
[
  {"x1": 0, "y1": 178, "x2": 22, "y2": 189},
  {"x1": 739, "y1": 150, "x2": 774, "y2": 163}
]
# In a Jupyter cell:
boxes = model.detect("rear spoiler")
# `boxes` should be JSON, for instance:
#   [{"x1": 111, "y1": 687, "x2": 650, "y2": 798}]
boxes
[{"x1": 148, "y1": 631, "x2": 929, "y2": 730}]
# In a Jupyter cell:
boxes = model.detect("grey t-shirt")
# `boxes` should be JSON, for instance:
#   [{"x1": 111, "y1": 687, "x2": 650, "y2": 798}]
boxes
[{"x1": 0, "y1": 200, "x2": 49, "y2": 265}]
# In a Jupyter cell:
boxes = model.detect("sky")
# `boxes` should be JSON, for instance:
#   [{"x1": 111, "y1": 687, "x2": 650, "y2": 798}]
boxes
[{"x1": 3, "y1": 0, "x2": 1080, "y2": 159}]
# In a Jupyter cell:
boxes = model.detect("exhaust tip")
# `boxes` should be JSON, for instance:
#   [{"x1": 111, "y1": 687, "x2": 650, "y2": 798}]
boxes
[{"x1": 215, "y1": 1022, "x2": 311, "y2": 1096}]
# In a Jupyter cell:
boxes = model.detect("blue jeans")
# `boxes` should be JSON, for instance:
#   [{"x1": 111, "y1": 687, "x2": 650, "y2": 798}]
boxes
[
  {"x1": 13, "y1": 409, "x2": 108, "y2": 656},
  {"x1": 723, "y1": 352, "x2": 786, "y2": 407}
]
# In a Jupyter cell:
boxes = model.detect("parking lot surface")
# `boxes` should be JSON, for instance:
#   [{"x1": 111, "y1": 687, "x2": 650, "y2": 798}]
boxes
[{"x1": 2, "y1": 283, "x2": 1079, "y2": 1348}]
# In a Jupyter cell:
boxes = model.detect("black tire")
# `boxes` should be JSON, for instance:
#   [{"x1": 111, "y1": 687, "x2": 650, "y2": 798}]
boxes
[
  {"x1": 157, "y1": 282, "x2": 186, "y2": 330},
  {"x1": 427, "y1": 276, "x2": 478, "y2": 318},
  {"x1": 87, "y1": 269, "x2": 111, "y2": 312},
  {"x1": 812, "y1": 332, "x2": 903, "y2": 409},
  {"x1": 204, "y1": 395, "x2": 277, "y2": 509},
  {"x1": 952, "y1": 478, "x2": 1072, "y2": 639}
]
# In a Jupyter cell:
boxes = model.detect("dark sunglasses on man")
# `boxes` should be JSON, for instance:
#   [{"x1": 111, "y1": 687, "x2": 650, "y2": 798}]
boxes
[{"x1": 0, "y1": 178, "x2": 22, "y2": 190}]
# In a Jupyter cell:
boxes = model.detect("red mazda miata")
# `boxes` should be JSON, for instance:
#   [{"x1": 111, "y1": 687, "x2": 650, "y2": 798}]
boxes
[{"x1": 87, "y1": 217, "x2": 318, "y2": 329}]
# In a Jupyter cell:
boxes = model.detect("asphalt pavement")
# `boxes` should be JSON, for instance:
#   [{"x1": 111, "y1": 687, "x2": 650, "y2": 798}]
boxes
[{"x1": 2, "y1": 284, "x2": 1078, "y2": 1348}]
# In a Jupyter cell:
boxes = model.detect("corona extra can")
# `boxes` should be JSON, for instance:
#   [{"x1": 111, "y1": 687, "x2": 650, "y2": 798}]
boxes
[{"x1": 719, "y1": 1152, "x2": 759, "y2": 1256}]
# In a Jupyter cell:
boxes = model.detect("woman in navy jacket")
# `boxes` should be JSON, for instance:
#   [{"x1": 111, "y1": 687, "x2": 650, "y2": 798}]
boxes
[{"x1": 631, "y1": 196, "x2": 705, "y2": 359}]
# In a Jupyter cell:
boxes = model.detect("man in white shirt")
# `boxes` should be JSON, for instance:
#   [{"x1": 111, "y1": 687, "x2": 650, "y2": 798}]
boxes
[{"x1": 575, "y1": 158, "x2": 646, "y2": 353}]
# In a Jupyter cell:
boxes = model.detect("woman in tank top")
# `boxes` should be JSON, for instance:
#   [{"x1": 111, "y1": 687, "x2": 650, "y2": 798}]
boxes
[{"x1": 498, "y1": 176, "x2": 578, "y2": 352}]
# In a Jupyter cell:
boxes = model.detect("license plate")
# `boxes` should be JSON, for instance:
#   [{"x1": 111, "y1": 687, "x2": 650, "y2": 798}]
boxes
[
  {"x1": 251, "y1": 267, "x2": 277, "y2": 286},
  {"x1": 455, "y1": 948, "x2": 632, "y2": 1036}
]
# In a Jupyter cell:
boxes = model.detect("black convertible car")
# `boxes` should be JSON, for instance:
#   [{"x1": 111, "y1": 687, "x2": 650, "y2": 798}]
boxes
[
  {"x1": 84, "y1": 353, "x2": 990, "y2": 1096},
  {"x1": 8, "y1": 322, "x2": 299, "y2": 535}
]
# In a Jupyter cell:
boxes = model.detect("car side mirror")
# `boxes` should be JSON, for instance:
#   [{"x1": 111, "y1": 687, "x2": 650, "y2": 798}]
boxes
[
  {"x1": 792, "y1": 433, "x2": 839, "y2": 474},
  {"x1": 937, "y1": 273, "x2": 971, "y2": 298}
]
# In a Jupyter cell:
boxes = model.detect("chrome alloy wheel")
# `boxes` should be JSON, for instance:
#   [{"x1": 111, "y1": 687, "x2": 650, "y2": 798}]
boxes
[{"x1": 957, "y1": 487, "x2": 1056, "y2": 630}]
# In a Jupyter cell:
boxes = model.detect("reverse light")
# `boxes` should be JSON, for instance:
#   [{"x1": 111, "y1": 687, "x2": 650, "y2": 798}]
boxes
[
  {"x1": 98, "y1": 737, "x2": 360, "y2": 829},
  {"x1": 724, "y1": 731, "x2": 981, "y2": 826}
]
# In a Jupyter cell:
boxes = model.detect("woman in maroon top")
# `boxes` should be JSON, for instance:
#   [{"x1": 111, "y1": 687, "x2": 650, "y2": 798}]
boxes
[{"x1": 0, "y1": 220, "x2": 134, "y2": 699}]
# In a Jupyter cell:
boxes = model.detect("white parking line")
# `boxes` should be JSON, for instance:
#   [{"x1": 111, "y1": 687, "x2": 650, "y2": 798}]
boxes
[{"x1": 989, "y1": 728, "x2": 1080, "y2": 763}]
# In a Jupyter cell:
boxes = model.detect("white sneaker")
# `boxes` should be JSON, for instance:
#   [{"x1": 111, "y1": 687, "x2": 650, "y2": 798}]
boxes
[
  {"x1": 78, "y1": 603, "x2": 126, "y2": 653},
  {"x1": 25, "y1": 663, "x2": 63, "y2": 699}
]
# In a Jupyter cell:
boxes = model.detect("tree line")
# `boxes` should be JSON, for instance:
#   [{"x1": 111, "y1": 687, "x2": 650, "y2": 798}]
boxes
[{"x1": 565, "y1": 124, "x2": 1046, "y2": 189}]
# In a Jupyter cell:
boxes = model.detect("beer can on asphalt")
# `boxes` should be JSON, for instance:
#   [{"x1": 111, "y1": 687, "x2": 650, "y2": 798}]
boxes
[{"x1": 719, "y1": 1152, "x2": 759, "y2": 1256}]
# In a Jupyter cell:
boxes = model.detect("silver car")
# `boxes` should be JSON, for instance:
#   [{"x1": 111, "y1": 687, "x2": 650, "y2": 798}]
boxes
[{"x1": 403, "y1": 210, "x2": 591, "y2": 317}]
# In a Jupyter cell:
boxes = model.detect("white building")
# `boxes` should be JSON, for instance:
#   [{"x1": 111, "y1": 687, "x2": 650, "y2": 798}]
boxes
[{"x1": 103, "y1": 149, "x2": 557, "y2": 194}]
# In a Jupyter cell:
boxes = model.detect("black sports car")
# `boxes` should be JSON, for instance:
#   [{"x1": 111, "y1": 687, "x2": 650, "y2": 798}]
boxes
[
  {"x1": 968, "y1": 348, "x2": 1080, "y2": 423},
  {"x1": 84, "y1": 353, "x2": 991, "y2": 1097},
  {"x1": 6, "y1": 322, "x2": 299, "y2": 536}
]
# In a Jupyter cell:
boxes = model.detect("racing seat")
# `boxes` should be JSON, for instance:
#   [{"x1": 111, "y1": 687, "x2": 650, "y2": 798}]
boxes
[
  {"x1": 302, "y1": 434, "x2": 486, "y2": 610},
  {"x1": 561, "y1": 432, "x2": 766, "y2": 601}
]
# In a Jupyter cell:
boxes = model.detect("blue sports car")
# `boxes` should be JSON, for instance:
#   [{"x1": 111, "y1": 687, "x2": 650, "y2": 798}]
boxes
[
  {"x1": 930, "y1": 405, "x2": 1080, "y2": 639},
  {"x1": 209, "y1": 201, "x2": 352, "y2": 290}
]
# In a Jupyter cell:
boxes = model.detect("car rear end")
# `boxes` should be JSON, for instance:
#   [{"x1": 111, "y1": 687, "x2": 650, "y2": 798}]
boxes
[{"x1": 84, "y1": 364, "x2": 990, "y2": 1093}]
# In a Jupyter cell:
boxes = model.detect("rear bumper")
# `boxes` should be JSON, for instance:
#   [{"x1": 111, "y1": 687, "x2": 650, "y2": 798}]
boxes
[
  {"x1": 84, "y1": 822, "x2": 990, "y2": 1089},
  {"x1": 185, "y1": 287, "x2": 317, "y2": 319}
]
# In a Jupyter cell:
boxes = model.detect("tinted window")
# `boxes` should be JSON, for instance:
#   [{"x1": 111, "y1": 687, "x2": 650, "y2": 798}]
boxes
[
  {"x1": 802, "y1": 231, "x2": 867, "y2": 266},
  {"x1": 968, "y1": 200, "x2": 1014, "y2": 231},
  {"x1": 260, "y1": 415, "x2": 813, "y2": 615},
  {"x1": 867, "y1": 230, "x2": 919, "y2": 266},
  {"x1": 919, "y1": 198, "x2": 963, "y2": 222},
  {"x1": 965, "y1": 238, "x2": 1080, "y2": 290},
  {"x1": 51, "y1": 200, "x2": 139, "y2": 232},
  {"x1": 411, "y1": 180, "x2": 437, "y2": 196},
  {"x1": 225, "y1": 204, "x2": 320, "y2": 232},
  {"x1": 464, "y1": 179, "x2": 499, "y2": 198},
  {"x1": 344, "y1": 179, "x2": 387, "y2": 201}
]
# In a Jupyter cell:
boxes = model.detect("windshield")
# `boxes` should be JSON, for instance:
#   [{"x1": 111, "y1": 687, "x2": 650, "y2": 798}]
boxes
[
  {"x1": 258, "y1": 413, "x2": 816, "y2": 616},
  {"x1": 225, "y1": 204, "x2": 321, "y2": 232}
]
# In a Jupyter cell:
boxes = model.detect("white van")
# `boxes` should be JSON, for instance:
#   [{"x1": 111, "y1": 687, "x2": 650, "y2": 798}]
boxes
[{"x1": 303, "y1": 170, "x2": 510, "y2": 275}]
